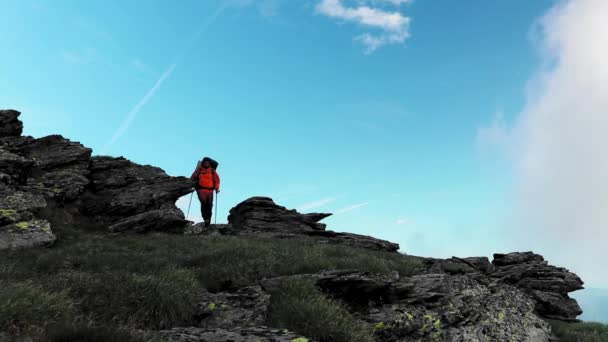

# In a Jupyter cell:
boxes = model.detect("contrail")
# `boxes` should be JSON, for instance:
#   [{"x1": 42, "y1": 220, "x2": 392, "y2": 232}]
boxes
[
  {"x1": 101, "y1": 63, "x2": 176, "y2": 154},
  {"x1": 101, "y1": 4, "x2": 228, "y2": 154},
  {"x1": 334, "y1": 202, "x2": 369, "y2": 215}
]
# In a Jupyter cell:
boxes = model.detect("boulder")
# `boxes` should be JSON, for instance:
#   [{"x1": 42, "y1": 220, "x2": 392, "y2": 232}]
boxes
[
  {"x1": 0, "y1": 188, "x2": 46, "y2": 226},
  {"x1": 196, "y1": 286, "x2": 270, "y2": 329},
  {"x1": 306, "y1": 230, "x2": 400, "y2": 252},
  {"x1": 0, "y1": 109, "x2": 195, "y2": 238},
  {"x1": 140, "y1": 327, "x2": 311, "y2": 342},
  {"x1": 0, "y1": 219, "x2": 55, "y2": 250},
  {"x1": 228, "y1": 197, "x2": 330, "y2": 232},
  {"x1": 261, "y1": 270, "x2": 552, "y2": 342},
  {"x1": 184, "y1": 223, "x2": 232, "y2": 236},
  {"x1": 108, "y1": 208, "x2": 188, "y2": 233},
  {"x1": 81, "y1": 157, "x2": 193, "y2": 230},
  {"x1": 0, "y1": 146, "x2": 33, "y2": 184},
  {"x1": 492, "y1": 252, "x2": 584, "y2": 321},
  {"x1": 227, "y1": 197, "x2": 400, "y2": 252},
  {"x1": 0, "y1": 110, "x2": 23, "y2": 137}
]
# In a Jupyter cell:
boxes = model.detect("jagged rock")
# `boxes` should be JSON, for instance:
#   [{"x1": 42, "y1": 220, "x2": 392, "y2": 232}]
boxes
[
  {"x1": 0, "y1": 188, "x2": 46, "y2": 226},
  {"x1": 0, "y1": 110, "x2": 23, "y2": 137},
  {"x1": 140, "y1": 326, "x2": 311, "y2": 342},
  {"x1": 422, "y1": 256, "x2": 495, "y2": 276},
  {"x1": 493, "y1": 252, "x2": 545, "y2": 266},
  {"x1": 196, "y1": 286, "x2": 270, "y2": 329},
  {"x1": 306, "y1": 230, "x2": 400, "y2": 252},
  {"x1": 0, "y1": 188, "x2": 46, "y2": 213},
  {"x1": 0, "y1": 146, "x2": 33, "y2": 184},
  {"x1": 368, "y1": 277, "x2": 551, "y2": 342},
  {"x1": 0, "y1": 110, "x2": 195, "y2": 238},
  {"x1": 80, "y1": 157, "x2": 193, "y2": 231},
  {"x1": 108, "y1": 208, "x2": 188, "y2": 233},
  {"x1": 261, "y1": 270, "x2": 552, "y2": 341},
  {"x1": 492, "y1": 252, "x2": 584, "y2": 321},
  {"x1": 0, "y1": 219, "x2": 55, "y2": 250},
  {"x1": 15, "y1": 135, "x2": 91, "y2": 171},
  {"x1": 229, "y1": 197, "x2": 330, "y2": 232},
  {"x1": 227, "y1": 197, "x2": 400, "y2": 252},
  {"x1": 184, "y1": 223, "x2": 232, "y2": 236}
]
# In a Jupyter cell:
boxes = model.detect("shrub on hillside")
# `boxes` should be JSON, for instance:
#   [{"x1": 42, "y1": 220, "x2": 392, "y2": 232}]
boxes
[
  {"x1": 550, "y1": 320, "x2": 608, "y2": 342},
  {"x1": 42, "y1": 323, "x2": 146, "y2": 342},
  {"x1": 49, "y1": 268, "x2": 202, "y2": 329},
  {"x1": 184, "y1": 236, "x2": 421, "y2": 290},
  {"x1": 0, "y1": 281, "x2": 77, "y2": 336},
  {"x1": 267, "y1": 278, "x2": 375, "y2": 342}
]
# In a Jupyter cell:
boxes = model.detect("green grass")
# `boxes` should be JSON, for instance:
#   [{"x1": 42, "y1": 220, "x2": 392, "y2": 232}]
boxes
[
  {"x1": 0, "y1": 225, "x2": 421, "y2": 339},
  {"x1": 550, "y1": 320, "x2": 608, "y2": 342},
  {"x1": 0, "y1": 281, "x2": 77, "y2": 336},
  {"x1": 41, "y1": 323, "x2": 147, "y2": 342},
  {"x1": 268, "y1": 278, "x2": 375, "y2": 342}
]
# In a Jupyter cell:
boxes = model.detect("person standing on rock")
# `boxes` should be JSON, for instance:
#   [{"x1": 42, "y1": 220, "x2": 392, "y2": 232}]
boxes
[{"x1": 190, "y1": 157, "x2": 220, "y2": 227}]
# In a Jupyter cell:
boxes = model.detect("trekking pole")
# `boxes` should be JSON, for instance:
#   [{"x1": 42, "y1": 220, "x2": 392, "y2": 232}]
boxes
[
  {"x1": 214, "y1": 191, "x2": 218, "y2": 225},
  {"x1": 186, "y1": 191, "x2": 194, "y2": 220}
]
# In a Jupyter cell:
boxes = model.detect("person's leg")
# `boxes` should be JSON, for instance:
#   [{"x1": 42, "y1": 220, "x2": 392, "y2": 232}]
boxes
[
  {"x1": 197, "y1": 190, "x2": 208, "y2": 225},
  {"x1": 199, "y1": 190, "x2": 214, "y2": 226}
]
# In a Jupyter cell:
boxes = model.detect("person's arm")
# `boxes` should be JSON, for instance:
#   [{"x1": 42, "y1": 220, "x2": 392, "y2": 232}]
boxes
[{"x1": 214, "y1": 171, "x2": 221, "y2": 192}]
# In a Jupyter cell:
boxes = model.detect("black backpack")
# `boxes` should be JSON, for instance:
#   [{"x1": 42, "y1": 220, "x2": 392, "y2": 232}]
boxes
[{"x1": 201, "y1": 157, "x2": 219, "y2": 170}]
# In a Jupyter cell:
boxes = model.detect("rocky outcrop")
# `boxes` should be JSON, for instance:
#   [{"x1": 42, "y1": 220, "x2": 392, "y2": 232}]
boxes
[
  {"x1": 222, "y1": 196, "x2": 399, "y2": 252},
  {"x1": 492, "y1": 252, "x2": 584, "y2": 321},
  {"x1": 228, "y1": 197, "x2": 330, "y2": 232},
  {"x1": 0, "y1": 110, "x2": 23, "y2": 137},
  {"x1": 0, "y1": 219, "x2": 55, "y2": 250},
  {"x1": 142, "y1": 327, "x2": 312, "y2": 342},
  {"x1": 81, "y1": 156, "x2": 193, "y2": 231},
  {"x1": 261, "y1": 270, "x2": 552, "y2": 342},
  {"x1": 0, "y1": 109, "x2": 194, "y2": 249},
  {"x1": 196, "y1": 286, "x2": 270, "y2": 329},
  {"x1": 422, "y1": 252, "x2": 584, "y2": 322}
]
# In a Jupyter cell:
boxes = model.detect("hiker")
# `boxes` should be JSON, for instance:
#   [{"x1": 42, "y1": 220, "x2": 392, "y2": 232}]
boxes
[{"x1": 190, "y1": 157, "x2": 220, "y2": 227}]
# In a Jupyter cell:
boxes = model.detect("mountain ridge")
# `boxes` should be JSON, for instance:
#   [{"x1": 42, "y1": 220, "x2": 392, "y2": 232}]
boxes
[{"x1": 0, "y1": 109, "x2": 589, "y2": 341}]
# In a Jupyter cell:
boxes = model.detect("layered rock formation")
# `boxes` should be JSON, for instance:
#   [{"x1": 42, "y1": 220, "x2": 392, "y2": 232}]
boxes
[
  {"x1": 261, "y1": 270, "x2": 552, "y2": 342},
  {"x1": 492, "y1": 252, "x2": 584, "y2": 321},
  {"x1": 422, "y1": 252, "x2": 584, "y2": 322},
  {"x1": 0, "y1": 110, "x2": 192, "y2": 250},
  {"x1": 186, "y1": 196, "x2": 400, "y2": 252}
]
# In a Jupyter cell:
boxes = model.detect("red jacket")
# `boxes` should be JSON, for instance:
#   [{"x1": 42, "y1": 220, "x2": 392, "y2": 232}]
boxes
[{"x1": 191, "y1": 166, "x2": 220, "y2": 190}]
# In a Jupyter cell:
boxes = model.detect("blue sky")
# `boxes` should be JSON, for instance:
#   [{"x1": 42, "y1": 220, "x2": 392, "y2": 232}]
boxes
[{"x1": 2, "y1": 0, "x2": 608, "y2": 298}]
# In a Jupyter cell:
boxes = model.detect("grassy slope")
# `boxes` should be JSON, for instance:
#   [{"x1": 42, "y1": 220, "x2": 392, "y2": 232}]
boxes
[
  {"x1": 0, "y1": 225, "x2": 422, "y2": 341},
  {"x1": 549, "y1": 320, "x2": 608, "y2": 342}
]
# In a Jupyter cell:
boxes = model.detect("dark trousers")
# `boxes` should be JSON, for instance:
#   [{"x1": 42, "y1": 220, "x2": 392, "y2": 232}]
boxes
[{"x1": 197, "y1": 189, "x2": 214, "y2": 224}]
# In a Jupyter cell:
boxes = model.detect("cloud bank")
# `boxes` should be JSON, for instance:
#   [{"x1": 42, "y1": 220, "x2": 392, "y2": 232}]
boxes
[
  {"x1": 316, "y1": 0, "x2": 411, "y2": 53},
  {"x1": 501, "y1": 0, "x2": 608, "y2": 287}
]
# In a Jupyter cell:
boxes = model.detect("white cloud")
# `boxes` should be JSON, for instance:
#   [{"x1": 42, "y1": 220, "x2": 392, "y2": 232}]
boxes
[
  {"x1": 334, "y1": 202, "x2": 369, "y2": 214},
  {"x1": 501, "y1": 0, "x2": 608, "y2": 287},
  {"x1": 395, "y1": 218, "x2": 409, "y2": 225},
  {"x1": 316, "y1": 0, "x2": 411, "y2": 53},
  {"x1": 297, "y1": 197, "x2": 337, "y2": 212},
  {"x1": 476, "y1": 110, "x2": 513, "y2": 157}
]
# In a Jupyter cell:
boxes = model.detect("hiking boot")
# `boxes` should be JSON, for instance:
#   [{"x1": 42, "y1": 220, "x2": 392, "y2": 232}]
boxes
[{"x1": 204, "y1": 220, "x2": 211, "y2": 228}]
